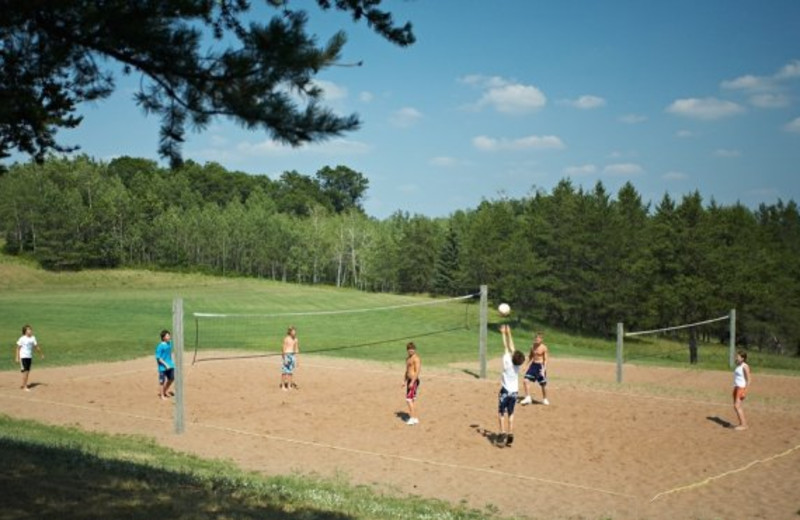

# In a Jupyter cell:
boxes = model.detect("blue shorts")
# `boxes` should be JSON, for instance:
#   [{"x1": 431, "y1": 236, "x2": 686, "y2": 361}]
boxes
[
  {"x1": 159, "y1": 368, "x2": 175, "y2": 385},
  {"x1": 282, "y1": 353, "x2": 296, "y2": 375},
  {"x1": 525, "y1": 363, "x2": 547, "y2": 386},
  {"x1": 498, "y1": 387, "x2": 518, "y2": 415}
]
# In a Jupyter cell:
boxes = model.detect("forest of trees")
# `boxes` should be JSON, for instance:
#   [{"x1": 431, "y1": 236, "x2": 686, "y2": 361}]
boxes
[{"x1": 1, "y1": 156, "x2": 798, "y2": 356}]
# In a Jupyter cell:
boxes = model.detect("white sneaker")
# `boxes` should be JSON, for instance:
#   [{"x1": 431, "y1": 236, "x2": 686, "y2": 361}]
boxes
[
  {"x1": 520, "y1": 396, "x2": 533, "y2": 405},
  {"x1": 542, "y1": 398, "x2": 550, "y2": 406},
  {"x1": 406, "y1": 417, "x2": 418, "y2": 425}
]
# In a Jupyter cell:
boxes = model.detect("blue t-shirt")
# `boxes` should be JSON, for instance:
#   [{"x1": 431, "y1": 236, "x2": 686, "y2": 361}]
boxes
[{"x1": 155, "y1": 341, "x2": 174, "y2": 372}]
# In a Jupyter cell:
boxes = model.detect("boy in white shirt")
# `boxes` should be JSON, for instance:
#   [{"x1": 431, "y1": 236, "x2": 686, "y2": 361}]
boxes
[
  {"x1": 16, "y1": 324, "x2": 44, "y2": 391},
  {"x1": 497, "y1": 324, "x2": 525, "y2": 447}
]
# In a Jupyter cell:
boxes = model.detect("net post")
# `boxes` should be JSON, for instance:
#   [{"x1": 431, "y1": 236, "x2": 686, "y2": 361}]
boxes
[
  {"x1": 616, "y1": 322, "x2": 624, "y2": 383},
  {"x1": 479, "y1": 284, "x2": 488, "y2": 379},
  {"x1": 729, "y1": 308, "x2": 736, "y2": 369},
  {"x1": 172, "y1": 297, "x2": 185, "y2": 434}
]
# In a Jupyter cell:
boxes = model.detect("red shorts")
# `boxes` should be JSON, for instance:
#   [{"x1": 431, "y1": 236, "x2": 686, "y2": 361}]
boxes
[
  {"x1": 733, "y1": 386, "x2": 747, "y2": 401},
  {"x1": 406, "y1": 379, "x2": 420, "y2": 401}
]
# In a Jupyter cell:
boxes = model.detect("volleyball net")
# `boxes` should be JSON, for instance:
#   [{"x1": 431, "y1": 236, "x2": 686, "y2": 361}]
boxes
[{"x1": 191, "y1": 292, "x2": 482, "y2": 364}]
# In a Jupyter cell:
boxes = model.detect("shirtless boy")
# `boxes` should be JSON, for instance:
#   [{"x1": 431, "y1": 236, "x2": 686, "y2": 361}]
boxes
[
  {"x1": 520, "y1": 332, "x2": 549, "y2": 405},
  {"x1": 403, "y1": 342, "x2": 421, "y2": 425}
]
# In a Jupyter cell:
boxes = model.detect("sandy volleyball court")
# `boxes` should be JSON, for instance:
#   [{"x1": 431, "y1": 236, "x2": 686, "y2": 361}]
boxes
[{"x1": 1, "y1": 353, "x2": 798, "y2": 519}]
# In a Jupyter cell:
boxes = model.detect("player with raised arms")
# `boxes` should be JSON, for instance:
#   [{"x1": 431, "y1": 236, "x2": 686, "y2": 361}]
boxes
[{"x1": 497, "y1": 324, "x2": 525, "y2": 447}]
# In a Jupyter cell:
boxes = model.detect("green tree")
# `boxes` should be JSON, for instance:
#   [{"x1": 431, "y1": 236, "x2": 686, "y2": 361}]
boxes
[
  {"x1": 316, "y1": 165, "x2": 369, "y2": 213},
  {"x1": 431, "y1": 225, "x2": 462, "y2": 296},
  {"x1": 1, "y1": 0, "x2": 414, "y2": 166}
]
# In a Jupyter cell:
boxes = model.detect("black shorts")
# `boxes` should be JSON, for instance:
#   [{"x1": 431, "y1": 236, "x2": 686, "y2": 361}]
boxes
[
  {"x1": 159, "y1": 368, "x2": 175, "y2": 384},
  {"x1": 20, "y1": 358, "x2": 32, "y2": 372}
]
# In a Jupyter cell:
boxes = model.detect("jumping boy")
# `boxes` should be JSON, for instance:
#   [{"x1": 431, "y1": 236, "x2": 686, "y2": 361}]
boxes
[
  {"x1": 498, "y1": 324, "x2": 526, "y2": 446},
  {"x1": 16, "y1": 324, "x2": 44, "y2": 391},
  {"x1": 281, "y1": 326, "x2": 300, "y2": 390},
  {"x1": 155, "y1": 329, "x2": 175, "y2": 400},
  {"x1": 520, "y1": 332, "x2": 549, "y2": 405},
  {"x1": 403, "y1": 342, "x2": 421, "y2": 425}
]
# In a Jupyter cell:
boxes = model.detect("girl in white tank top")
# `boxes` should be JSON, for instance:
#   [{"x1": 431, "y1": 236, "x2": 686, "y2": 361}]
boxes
[{"x1": 732, "y1": 350, "x2": 750, "y2": 430}]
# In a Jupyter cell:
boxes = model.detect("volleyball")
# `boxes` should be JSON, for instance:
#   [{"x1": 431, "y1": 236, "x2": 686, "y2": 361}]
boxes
[{"x1": 498, "y1": 303, "x2": 511, "y2": 316}]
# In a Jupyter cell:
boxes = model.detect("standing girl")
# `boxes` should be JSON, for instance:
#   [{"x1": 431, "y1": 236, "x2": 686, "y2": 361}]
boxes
[{"x1": 732, "y1": 350, "x2": 751, "y2": 431}]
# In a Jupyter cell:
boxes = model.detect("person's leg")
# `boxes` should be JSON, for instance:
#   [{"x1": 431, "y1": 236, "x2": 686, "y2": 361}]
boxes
[
  {"x1": 506, "y1": 413, "x2": 515, "y2": 446},
  {"x1": 21, "y1": 370, "x2": 29, "y2": 390},
  {"x1": 733, "y1": 395, "x2": 748, "y2": 430},
  {"x1": 407, "y1": 399, "x2": 416, "y2": 424},
  {"x1": 541, "y1": 383, "x2": 549, "y2": 405},
  {"x1": 521, "y1": 379, "x2": 532, "y2": 404}
]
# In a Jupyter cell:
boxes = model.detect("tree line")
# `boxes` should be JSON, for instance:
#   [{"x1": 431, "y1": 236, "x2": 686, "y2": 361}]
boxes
[{"x1": 1, "y1": 156, "x2": 798, "y2": 356}]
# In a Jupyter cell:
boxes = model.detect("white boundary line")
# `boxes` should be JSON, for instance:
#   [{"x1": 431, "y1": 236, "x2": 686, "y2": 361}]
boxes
[
  {"x1": 650, "y1": 443, "x2": 800, "y2": 502},
  {"x1": 0, "y1": 391, "x2": 634, "y2": 500}
]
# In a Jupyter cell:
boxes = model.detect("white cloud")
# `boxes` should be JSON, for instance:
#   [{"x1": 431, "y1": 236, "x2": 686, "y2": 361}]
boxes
[
  {"x1": 775, "y1": 59, "x2": 800, "y2": 79},
  {"x1": 430, "y1": 156, "x2": 458, "y2": 167},
  {"x1": 462, "y1": 75, "x2": 547, "y2": 114},
  {"x1": 472, "y1": 134, "x2": 565, "y2": 151},
  {"x1": 602, "y1": 163, "x2": 644, "y2": 176},
  {"x1": 666, "y1": 97, "x2": 745, "y2": 120},
  {"x1": 785, "y1": 117, "x2": 800, "y2": 133},
  {"x1": 359, "y1": 91, "x2": 374, "y2": 103},
  {"x1": 478, "y1": 84, "x2": 547, "y2": 114},
  {"x1": 561, "y1": 95, "x2": 606, "y2": 109},
  {"x1": 749, "y1": 93, "x2": 790, "y2": 108},
  {"x1": 389, "y1": 107, "x2": 423, "y2": 128},
  {"x1": 675, "y1": 129, "x2": 694, "y2": 138},
  {"x1": 458, "y1": 75, "x2": 508, "y2": 89},
  {"x1": 618, "y1": 113, "x2": 647, "y2": 124},
  {"x1": 312, "y1": 80, "x2": 348, "y2": 101},
  {"x1": 663, "y1": 171, "x2": 688, "y2": 181},
  {"x1": 721, "y1": 60, "x2": 800, "y2": 94},
  {"x1": 563, "y1": 164, "x2": 597, "y2": 176},
  {"x1": 713, "y1": 148, "x2": 741, "y2": 158},
  {"x1": 721, "y1": 74, "x2": 773, "y2": 91}
]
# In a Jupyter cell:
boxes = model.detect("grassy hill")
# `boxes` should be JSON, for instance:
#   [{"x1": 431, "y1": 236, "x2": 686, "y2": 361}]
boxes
[{"x1": 2, "y1": 250, "x2": 799, "y2": 373}]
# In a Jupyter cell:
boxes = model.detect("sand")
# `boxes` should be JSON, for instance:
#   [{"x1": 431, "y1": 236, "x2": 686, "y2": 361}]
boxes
[{"x1": 1, "y1": 353, "x2": 798, "y2": 519}]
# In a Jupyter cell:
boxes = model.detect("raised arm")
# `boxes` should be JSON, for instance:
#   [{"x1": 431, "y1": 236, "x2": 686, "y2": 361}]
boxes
[{"x1": 501, "y1": 325, "x2": 515, "y2": 355}]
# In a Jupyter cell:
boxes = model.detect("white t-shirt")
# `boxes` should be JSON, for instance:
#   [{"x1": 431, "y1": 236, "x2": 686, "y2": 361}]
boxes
[
  {"x1": 733, "y1": 363, "x2": 747, "y2": 388},
  {"x1": 501, "y1": 352, "x2": 520, "y2": 393},
  {"x1": 17, "y1": 335, "x2": 38, "y2": 359}
]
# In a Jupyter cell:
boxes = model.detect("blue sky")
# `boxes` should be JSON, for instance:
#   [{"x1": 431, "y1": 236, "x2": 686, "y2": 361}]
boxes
[{"x1": 16, "y1": 1, "x2": 800, "y2": 218}]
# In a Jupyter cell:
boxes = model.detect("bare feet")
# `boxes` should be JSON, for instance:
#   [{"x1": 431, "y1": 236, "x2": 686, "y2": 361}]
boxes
[{"x1": 733, "y1": 425, "x2": 748, "y2": 431}]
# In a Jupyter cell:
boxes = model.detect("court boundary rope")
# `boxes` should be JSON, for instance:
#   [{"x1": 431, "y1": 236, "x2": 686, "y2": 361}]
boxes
[
  {"x1": 0, "y1": 391, "x2": 635, "y2": 500},
  {"x1": 650, "y1": 443, "x2": 800, "y2": 502}
]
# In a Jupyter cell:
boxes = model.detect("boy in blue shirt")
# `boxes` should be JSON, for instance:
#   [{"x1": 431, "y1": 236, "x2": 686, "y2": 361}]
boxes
[{"x1": 155, "y1": 329, "x2": 175, "y2": 400}]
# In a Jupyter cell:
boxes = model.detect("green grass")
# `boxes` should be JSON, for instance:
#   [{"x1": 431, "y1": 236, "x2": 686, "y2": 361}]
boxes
[
  {"x1": 2, "y1": 250, "x2": 799, "y2": 374},
  {"x1": 1, "y1": 251, "x2": 797, "y2": 520},
  {"x1": 0, "y1": 415, "x2": 505, "y2": 520}
]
